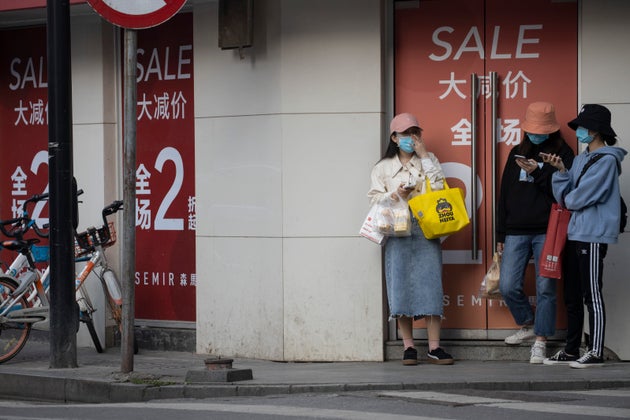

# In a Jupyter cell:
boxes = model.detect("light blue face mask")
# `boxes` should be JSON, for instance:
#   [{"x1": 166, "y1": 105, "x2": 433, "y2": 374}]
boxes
[
  {"x1": 576, "y1": 126, "x2": 594, "y2": 144},
  {"x1": 397, "y1": 136, "x2": 415, "y2": 153},
  {"x1": 527, "y1": 133, "x2": 548, "y2": 145}
]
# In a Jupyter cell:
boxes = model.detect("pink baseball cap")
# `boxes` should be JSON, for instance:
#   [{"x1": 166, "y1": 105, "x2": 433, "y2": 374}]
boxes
[{"x1": 390, "y1": 113, "x2": 421, "y2": 136}]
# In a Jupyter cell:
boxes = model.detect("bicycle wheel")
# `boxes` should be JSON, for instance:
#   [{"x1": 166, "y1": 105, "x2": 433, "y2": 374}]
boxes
[
  {"x1": 76, "y1": 288, "x2": 104, "y2": 353},
  {"x1": 0, "y1": 277, "x2": 32, "y2": 364}
]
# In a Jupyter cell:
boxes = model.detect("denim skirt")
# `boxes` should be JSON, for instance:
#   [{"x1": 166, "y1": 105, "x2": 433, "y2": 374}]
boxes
[{"x1": 384, "y1": 217, "x2": 443, "y2": 320}]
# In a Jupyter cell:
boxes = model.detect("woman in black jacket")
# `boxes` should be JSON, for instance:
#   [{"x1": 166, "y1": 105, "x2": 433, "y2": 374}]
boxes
[{"x1": 497, "y1": 101, "x2": 575, "y2": 363}]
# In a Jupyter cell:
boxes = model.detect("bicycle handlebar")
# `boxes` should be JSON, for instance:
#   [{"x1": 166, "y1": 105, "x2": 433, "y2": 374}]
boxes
[
  {"x1": 74, "y1": 199, "x2": 123, "y2": 253},
  {"x1": 102, "y1": 200, "x2": 123, "y2": 226},
  {"x1": 0, "y1": 190, "x2": 85, "y2": 240},
  {"x1": 0, "y1": 217, "x2": 25, "y2": 239},
  {"x1": 31, "y1": 222, "x2": 49, "y2": 239},
  {"x1": 22, "y1": 192, "x2": 49, "y2": 212},
  {"x1": 23, "y1": 193, "x2": 51, "y2": 238}
]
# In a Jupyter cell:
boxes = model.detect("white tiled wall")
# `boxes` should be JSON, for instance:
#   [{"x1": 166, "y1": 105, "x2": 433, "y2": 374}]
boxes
[
  {"x1": 282, "y1": 113, "x2": 381, "y2": 237},
  {"x1": 283, "y1": 238, "x2": 383, "y2": 361},
  {"x1": 194, "y1": 0, "x2": 386, "y2": 361},
  {"x1": 581, "y1": 0, "x2": 630, "y2": 360},
  {"x1": 195, "y1": 116, "x2": 283, "y2": 238},
  {"x1": 193, "y1": 1, "x2": 282, "y2": 117},
  {"x1": 70, "y1": 16, "x2": 121, "y2": 348},
  {"x1": 279, "y1": 0, "x2": 382, "y2": 113},
  {"x1": 581, "y1": 1, "x2": 630, "y2": 103},
  {"x1": 196, "y1": 236, "x2": 284, "y2": 359}
]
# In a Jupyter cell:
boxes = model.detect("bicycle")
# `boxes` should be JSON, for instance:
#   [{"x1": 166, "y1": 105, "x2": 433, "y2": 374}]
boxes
[
  {"x1": 73, "y1": 200, "x2": 135, "y2": 354},
  {"x1": 0, "y1": 194, "x2": 133, "y2": 362},
  {"x1": 0, "y1": 193, "x2": 53, "y2": 362}
]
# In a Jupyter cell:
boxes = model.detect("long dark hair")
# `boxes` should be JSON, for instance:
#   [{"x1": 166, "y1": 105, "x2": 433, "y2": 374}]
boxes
[
  {"x1": 518, "y1": 130, "x2": 566, "y2": 157},
  {"x1": 382, "y1": 139, "x2": 399, "y2": 159}
]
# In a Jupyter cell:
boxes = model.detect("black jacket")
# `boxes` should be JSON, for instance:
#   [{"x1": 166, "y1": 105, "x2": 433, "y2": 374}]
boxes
[{"x1": 496, "y1": 141, "x2": 575, "y2": 243}]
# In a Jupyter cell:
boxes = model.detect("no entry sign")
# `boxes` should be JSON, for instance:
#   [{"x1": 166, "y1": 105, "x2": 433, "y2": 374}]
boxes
[{"x1": 87, "y1": 0, "x2": 186, "y2": 29}]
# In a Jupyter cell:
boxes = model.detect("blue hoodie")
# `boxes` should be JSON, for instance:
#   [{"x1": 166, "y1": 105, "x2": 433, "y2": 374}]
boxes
[{"x1": 552, "y1": 146, "x2": 627, "y2": 244}]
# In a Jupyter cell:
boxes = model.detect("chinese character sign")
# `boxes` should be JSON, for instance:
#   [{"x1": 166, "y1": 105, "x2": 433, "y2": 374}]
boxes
[
  {"x1": 397, "y1": 1, "x2": 577, "y2": 157},
  {"x1": 133, "y1": 13, "x2": 196, "y2": 321},
  {"x1": 394, "y1": 0, "x2": 577, "y2": 330},
  {"x1": 0, "y1": 27, "x2": 50, "y2": 226}
]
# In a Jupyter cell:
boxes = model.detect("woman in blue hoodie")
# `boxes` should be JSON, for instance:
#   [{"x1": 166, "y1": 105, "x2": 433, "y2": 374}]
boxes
[{"x1": 541, "y1": 104, "x2": 627, "y2": 368}]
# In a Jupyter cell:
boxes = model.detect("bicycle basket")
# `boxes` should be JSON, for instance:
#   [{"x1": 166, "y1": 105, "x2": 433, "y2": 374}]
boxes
[
  {"x1": 74, "y1": 231, "x2": 92, "y2": 257},
  {"x1": 32, "y1": 245, "x2": 50, "y2": 263},
  {"x1": 100, "y1": 221, "x2": 116, "y2": 248},
  {"x1": 74, "y1": 221, "x2": 116, "y2": 258}
]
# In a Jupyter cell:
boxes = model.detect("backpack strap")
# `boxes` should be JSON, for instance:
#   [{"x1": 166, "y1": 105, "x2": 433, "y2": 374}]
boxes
[{"x1": 575, "y1": 153, "x2": 620, "y2": 188}]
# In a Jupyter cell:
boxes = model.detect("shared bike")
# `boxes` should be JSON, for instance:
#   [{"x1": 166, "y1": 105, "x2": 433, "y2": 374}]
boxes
[{"x1": 0, "y1": 194, "x2": 130, "y2": 363}]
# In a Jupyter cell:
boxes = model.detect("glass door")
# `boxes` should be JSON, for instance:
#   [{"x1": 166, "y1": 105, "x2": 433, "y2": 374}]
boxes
[{"x1": 394, "y1": 0, "x2": 577, "y2": 337}]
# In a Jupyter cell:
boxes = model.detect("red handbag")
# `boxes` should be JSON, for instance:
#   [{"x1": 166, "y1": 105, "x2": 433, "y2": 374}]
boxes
[{"x1": 539, "y1": 203, "x2": 571, "y2": 279}]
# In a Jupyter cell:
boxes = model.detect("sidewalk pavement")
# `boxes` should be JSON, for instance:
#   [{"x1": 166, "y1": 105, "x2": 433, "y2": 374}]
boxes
[{"x1": 0, "y1": 339, "x2": 629, "y2": 404}]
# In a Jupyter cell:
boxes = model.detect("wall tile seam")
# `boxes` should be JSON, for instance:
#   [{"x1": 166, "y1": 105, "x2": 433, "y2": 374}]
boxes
[
  {"x1": 193, "y1": 111, "x2": 383, "y2": 119},
  {"x1": 72, "y1": 122, "x2": 117, "y2": 126}
]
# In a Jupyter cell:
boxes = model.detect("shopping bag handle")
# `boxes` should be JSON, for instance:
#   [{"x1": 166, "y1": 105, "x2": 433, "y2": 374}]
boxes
[{"x1": 425, "y1": 178, "x2": 449, "y2": 193}]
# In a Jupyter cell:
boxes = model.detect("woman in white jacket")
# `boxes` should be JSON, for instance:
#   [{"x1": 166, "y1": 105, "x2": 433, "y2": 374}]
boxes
[{"x1": 367, "y1": 113, "x2": 453, "y2": 366}]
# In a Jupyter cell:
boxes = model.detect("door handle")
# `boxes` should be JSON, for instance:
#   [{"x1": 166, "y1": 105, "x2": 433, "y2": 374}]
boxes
[
  {"x1": 470, "y1": 73, "x2": 479, "y2": 261},
  {"x1": 490, "y1": 71, "x2": 499, "y2": 254}
]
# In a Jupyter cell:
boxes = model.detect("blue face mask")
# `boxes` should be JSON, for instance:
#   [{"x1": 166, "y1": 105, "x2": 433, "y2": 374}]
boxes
[
  {"x1": 576, "y1": 126, "x2": 594, "y2": 144},
  {"x1": 398, "y1": 136, "x2": 415, "y2": 153},
  {"x1": 527, "y1": 133, "x2": 548, "y2": 145}
]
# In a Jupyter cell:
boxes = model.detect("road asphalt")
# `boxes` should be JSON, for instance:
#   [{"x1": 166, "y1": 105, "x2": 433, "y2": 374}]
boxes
[{"x1": 0, "y1": 338, "x2": 628, "y2": 404}]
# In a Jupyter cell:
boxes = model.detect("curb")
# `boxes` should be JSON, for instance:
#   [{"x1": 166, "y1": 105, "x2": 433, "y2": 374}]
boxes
[{"x1": 1, "y1": 372, "x2": 629, "y2": 403}]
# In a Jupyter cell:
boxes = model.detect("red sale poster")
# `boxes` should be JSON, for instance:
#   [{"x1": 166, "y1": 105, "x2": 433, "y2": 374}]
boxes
[
  {"x1": 395, "y1": 0, "x2": 576, "y2": 330},
  {"x1": 0, "y1": 27, "x2": 50, "y2": 229},
  {"x1": 133, "y1": 13, "x2": 196, "y2": 321}
]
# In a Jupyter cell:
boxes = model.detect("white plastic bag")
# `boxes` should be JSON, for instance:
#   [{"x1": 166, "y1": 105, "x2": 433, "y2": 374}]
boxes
[
  {"x1": 360, "y1": 202, "x2": 386, "y2": 245},
  {"x1": 374, "y1": 195, "x2": 411, "y2": 237}
]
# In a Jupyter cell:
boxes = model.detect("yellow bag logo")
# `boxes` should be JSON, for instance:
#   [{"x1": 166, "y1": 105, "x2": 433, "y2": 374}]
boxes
[
  {"x1": 408, "y1": 179, "x2": 470, "y2": 239},
  {"x1": 435, "y1": 198, "x2": 455, "y2": 223}
]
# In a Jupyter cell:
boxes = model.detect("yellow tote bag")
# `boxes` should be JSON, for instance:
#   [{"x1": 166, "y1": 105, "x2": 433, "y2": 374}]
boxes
[{"x1": 408, "y1": 179, "x2": 470, "y2": 239}]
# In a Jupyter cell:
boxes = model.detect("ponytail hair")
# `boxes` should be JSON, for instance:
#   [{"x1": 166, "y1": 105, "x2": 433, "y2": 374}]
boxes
[{"x1": 602, "y1": 134, "x2": 617, "y2": 146}]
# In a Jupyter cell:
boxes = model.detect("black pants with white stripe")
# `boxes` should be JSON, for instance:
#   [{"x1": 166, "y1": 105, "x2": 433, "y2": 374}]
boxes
[{"x1": 562, "y1": 240, "x2": 608, "y2": 358}]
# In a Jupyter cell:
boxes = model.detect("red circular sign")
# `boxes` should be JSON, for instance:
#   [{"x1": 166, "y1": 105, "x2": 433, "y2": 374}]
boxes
[{"x1": 86, "y1": 0, "x2": 186, "y2": 29}]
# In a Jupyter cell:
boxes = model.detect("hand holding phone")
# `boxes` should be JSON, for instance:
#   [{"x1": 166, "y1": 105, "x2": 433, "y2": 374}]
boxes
[{"x1": 539, "y1": 152, "x2": 566, "y2": 172}]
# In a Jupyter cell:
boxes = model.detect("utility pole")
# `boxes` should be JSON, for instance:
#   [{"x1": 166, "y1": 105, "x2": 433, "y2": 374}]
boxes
[
  {"x1": 47, "y1": 0, "x2": 79, "y2": 368},
  {"x1": 121, "y1": 28, "x2": 137, "y2": 373}
]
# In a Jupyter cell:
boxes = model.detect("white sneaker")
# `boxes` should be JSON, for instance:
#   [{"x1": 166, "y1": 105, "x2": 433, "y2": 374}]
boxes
[
  {"x1": 529, "y1": 341, "x2": 546, "y2": 364},
  {"x1": 504, "y1": 326, "x2": 535, "y2": 345}
]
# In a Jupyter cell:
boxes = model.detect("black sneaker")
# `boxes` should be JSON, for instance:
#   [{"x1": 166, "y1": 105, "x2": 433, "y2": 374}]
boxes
[
  {"x1": 427, "y1": 347, "x2": 454, "y2": 365},
  {"x1": 543, "y1": 350, "x2": 579, "y2": 365},
  {"x1": 569, "y1": 350, "x2": 604, "y2": 369},
  {"x1": 402, "y1": 347, "x2": 418, "y2": 366}
]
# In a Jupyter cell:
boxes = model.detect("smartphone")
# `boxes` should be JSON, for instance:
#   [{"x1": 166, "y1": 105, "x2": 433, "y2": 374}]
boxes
[{"x1": 514, "y1": 154, "x2": 527, "y2": 159}]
